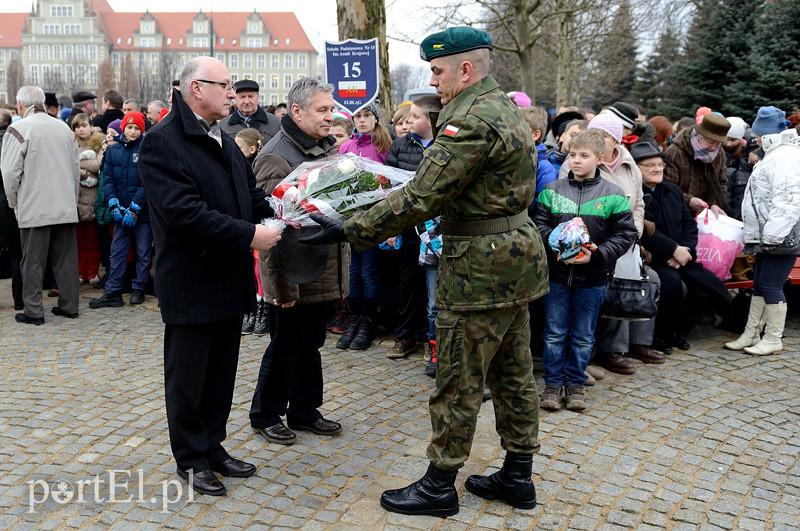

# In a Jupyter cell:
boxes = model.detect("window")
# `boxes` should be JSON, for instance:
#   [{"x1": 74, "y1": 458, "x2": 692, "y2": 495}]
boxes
[
  {"x1": 229, "y1": 53, "x2": 238, "y2": 68},
  {"x1": 30, "y1": 46, "x2": 38, "y2": 60},
  {"x1": 298, "y1": 54, "x2": 306, "y2": 69},
  {"x1": 52, "y1": 65, "x2": 62, "y2": 83},
  {"x1": 64, "y1": 24, "x2": 81, "y2": 34},
  {"x1": 76, "y1": 45, "x2": 86, "y2": 61},
  {"x1": 243, "y1": 54, "x2": 252, "y2": 69},
  {"x1": 231, "y1": 73, "x2": 239, "y2": 82},
  {"x1": 0, "y1": 50, "x2": 5, "y2": 65},
  {"x1": 141, "y1": 38, "x2": 155, "y2": 48},
  {"x1": 270, "y1": 94, "x2": 278, "y2": 105},
  {"x1": 76, "y1": 65, "x2": 85, "y2": 85},
  {"x1": 285, "y1": 38, "x2": 291, "y2": 46},
  {"x1": 50, "y1": 5, "x2": 74, "y2": 17},
  {"x1": 150, "y1": 54, "x2": 158, "y2": 68},
  {"x1": 89, "y1": 46, "x2": 97, "y2": 60},
  {"x1": 195, "y1": 22, "x2": 207, "y2": 33},
  {"x1": 257, "y1": 74, "x2": 265, "y2": 88},
  {"x1": 142, "y1": 22, "x2": 154, "y2": 34},
  {"x1": 53, "y1": 45, "x2": 61, "y2": 61},
  {"x1": 0, "y1": 70, "x2": 4, "y2": 84},
  {"x1": 111, "y1": 53, "x2": 120, "y2": 68},
  {"x1": 43, "y1": 24, "x2": 60, "y2": 35},
  {"x1": 249, "y1": 23, "x2": 259, "y2": 34},
  {"x1": 270, "y1": 74, "x2": 278, "y2": 89},
  {"x1": 215, "y1": 53, "x2": 225, "y2": 63},
  {"x1": 42, "y1": 65, "x2": 50, "y2": 85},
  {"x1": 0, "y1": 92, "x2": 5, "y2": 103},
  {"x1": 65, "y1": 65, "x2": 73, "y2": 84},
  {"x1": 246, "y1": 38, "x2": 262, "y2": 48},
  {"x1": 30, "y1": 65, "x2": 39, "y2": 84},
  {"x1": 257, "y1": 54, "x2": 266, "y2": 69},
  {"x1": 283, "y1": 74, "x2": 292, "y2": 89},
  {"x1": 89, "y1": 65, "x2": 97, "y2": 86},
  {"x1": 192, "y1": 37, "x2": 208, "y2": 49},
  {"x1": 283, "y1": 54, "x2": 292, "y2": 69},
  {"x1": 65, "y1": 45, "x2": 73, "y2": 61},
  {"x1": 138, "y1": 53, "x2": 145, "y2": 70},
  {"x1": 270, "y1": 54, "x2": 279, "y2": 69}
]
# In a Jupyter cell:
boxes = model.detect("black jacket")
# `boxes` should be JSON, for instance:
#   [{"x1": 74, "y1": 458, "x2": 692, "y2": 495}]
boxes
[
  {"x1": 138, "y1": 89, "x2": 273, "y2": 324},
  {"x1": 533, "y1": 171, "x2": 637, "y2": 288},
  {"x1": 220, "y1": 106, "x2": 281, "y2": 145},
  {"x1": 385, "y1": 133, "x2": 427, "y2": 172},
  {"x1": 92, "y1": 108, "x2": 125, "y2": 133}
]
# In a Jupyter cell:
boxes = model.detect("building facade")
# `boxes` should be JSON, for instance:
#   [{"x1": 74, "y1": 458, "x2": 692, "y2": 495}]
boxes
[{"x1": 0, "y1": 0, "x2": 318, "y2": 105}]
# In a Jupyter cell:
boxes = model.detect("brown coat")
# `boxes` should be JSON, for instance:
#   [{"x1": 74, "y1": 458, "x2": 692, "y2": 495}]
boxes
[
  {"x1": 253, "y1": 123, "x2": 349, "y2": 305},
  {"x1": 76, "y1": 133, "x2": 104, "y2": 222},
  {"x1": 663, "y1": 127, "x2": 729, "y2": 212}
]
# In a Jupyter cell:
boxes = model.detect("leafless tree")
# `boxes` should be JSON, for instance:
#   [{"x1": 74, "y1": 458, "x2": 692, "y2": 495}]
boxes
[{"x1": 6, "y1": 56, "x2": 25, "y2": 104}]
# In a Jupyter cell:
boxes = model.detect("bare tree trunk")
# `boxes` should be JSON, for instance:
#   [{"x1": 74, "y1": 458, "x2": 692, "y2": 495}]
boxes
[
  {"x1": 513, "y1": 3, "x2": 536, "y2": 101},
  {"x1": 555, "y1": 0, "x2": 574, "y2": 108},
  {"x1": 98, "y1": 58, "x2": 115, "y2": 97},
  {"x1": 336, "y1": 0, "x2": 393, "y2": 118},
  {"x1": 6, "y1": 56, "x2": 25, "y2": 104}
]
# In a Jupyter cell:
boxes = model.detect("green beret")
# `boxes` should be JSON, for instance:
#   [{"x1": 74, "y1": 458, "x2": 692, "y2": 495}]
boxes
[{"x1": 419, "y1": 26, "x2": 492, "y2": 62}]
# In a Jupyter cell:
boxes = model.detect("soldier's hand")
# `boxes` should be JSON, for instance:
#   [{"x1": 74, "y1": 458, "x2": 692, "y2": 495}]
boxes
[
  {"x1": 299, "y1": 214, "x2": 346, "y2": 245},
  {"x1": 251, "y1": 223, "x2": 282, "y2": 251}
]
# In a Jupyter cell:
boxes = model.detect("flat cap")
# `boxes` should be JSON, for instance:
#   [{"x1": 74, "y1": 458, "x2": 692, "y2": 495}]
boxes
[
  {"x1": 72, "y1": 90, "x2": 97, "y2": 104},
  {"x1": 44, "y1": 92, "x2": 58, "y2": 107},
  {"x1": 234, "y1": 79, "x2": 260, "y2": 93},
  {"x1": 420, "y1": 26, "x2": 492, "y2": 62}
]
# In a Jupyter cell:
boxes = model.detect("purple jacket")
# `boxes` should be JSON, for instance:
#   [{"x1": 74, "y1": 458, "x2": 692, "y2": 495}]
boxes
[{"x1": 339, "y1": 132, "x2": 388, "y2": 163}]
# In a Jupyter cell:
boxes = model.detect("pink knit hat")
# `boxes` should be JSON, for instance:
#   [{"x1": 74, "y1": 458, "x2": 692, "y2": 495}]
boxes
[
  {"x1": 587, "y1": 111, "x2": 624, "y2": 143},
  {"x1": 507, "y1": 91, "x2": 532, "y2": 108},
  {"x1": 695, "y1": 106, "x2": 712, "y2": 125}
]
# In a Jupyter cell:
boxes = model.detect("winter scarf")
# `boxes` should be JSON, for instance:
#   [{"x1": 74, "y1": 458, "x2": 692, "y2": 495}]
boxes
[
  {"x1": 690, "y1": 129, "x2": 720, "y2": 164},
  {"x1": 603, "y1": 147, "x2": 623, "y2": 173}
]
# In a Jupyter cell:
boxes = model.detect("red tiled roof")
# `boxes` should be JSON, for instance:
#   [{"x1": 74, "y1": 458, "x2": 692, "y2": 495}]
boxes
[
  {"x1": 0, "y1": 8, "x2": 315, "y2": 53},
  {"x1": 0, "y1": 13, "x2": 29, "y2": 48}
]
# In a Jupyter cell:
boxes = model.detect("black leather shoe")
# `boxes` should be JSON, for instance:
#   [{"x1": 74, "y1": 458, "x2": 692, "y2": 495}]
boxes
[
  {"x1": 288, "y1": 417, "x2": 342, "y2": 436},
  {"x1": 176, "y1": 468, "x2": 226, "y2": 496},
  {"x1": 652, "y1": 336, "x2": 674, "y2": 355},
  {"x1": 52, "y1": 307, "x2": 79, "y2": 319},
  {"x1": 15, "y1": 313, "x2": 44, "y2": 325},
  {"x1": 210, "y1": 457, "x2": 256, "y2": 478},
  {"x1": 89, "y1": 293, "x2": 124, "y2": 309},
  {"x1": 380, "y1": 463, "x2": 459, "y2": 517},
  {"x1": 465, "y1": 452, "x2": 537, "y2": 510},
  {"x1": 254, "y1": 422, "x2": 296, "y2": 445},
  {"x1": 673, "y1": 336, "x2": 691, "y2": 350},
  {"x1": 129, "y1": 289, "x2": 145, "y2": 305}
]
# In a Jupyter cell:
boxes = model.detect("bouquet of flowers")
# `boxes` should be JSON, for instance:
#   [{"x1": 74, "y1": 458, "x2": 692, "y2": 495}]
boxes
[
  {"x1": 548, "y1": 217, "x2": 597, "y2": 261},
  {"x1": 266, "y1": 154, "x2": 414, "y2": 230}
]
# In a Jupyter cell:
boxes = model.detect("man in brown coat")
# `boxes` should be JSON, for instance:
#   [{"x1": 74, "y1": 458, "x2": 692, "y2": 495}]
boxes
[
  {"x1": 248, "y1": 77, "x2": 349, "y2": 445},
  {"x1": 663, "y1": 113, "x2": 731, "y2": 216}
]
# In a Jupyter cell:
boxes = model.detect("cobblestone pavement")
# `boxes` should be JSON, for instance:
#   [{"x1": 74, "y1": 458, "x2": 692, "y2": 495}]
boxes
[{"x1": 1, "y1": 281, "x2": 799, "y2": 530}]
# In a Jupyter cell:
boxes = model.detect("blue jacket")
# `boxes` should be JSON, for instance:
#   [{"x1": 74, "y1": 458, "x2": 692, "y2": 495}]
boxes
[
  {"x1": 102, "y1": 135, "x2": 147, "y2": 221},
  {"x1": 535, "y1": 143, "x2": 557, "y2": 198}
]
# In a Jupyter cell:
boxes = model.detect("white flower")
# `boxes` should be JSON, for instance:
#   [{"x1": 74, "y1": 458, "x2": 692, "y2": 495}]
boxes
[{"x1": 337, "y1": 159, "x2": 356, "y2": 174}]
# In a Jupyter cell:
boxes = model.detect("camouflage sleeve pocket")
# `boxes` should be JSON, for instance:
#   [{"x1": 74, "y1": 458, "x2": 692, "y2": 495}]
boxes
[{"x1": 414, "y1": 148, "x2": 453, "y2": 194}]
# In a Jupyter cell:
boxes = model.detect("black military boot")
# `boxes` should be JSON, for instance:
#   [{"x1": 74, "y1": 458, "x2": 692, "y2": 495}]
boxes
[
  {"x1": 380, "y1": 463, "x2": 459, "y2": 517},
  {"x1": 350, "y1": 298, "x2": 376, "y2": 350},
  {"x1": 464, "y1": 452, "x2": 536, "y2": 509},
  {"x1": 252, "y1": 300, "x2": 269, "y2": 336},
  {"x1": 336, "y1": 315, "x2": 361, "y2": 350}
]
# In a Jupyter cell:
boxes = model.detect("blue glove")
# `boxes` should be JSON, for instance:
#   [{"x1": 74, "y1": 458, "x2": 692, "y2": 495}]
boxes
[
  {"x1": 548, "y1": 221, "x2": 568, "y2": 253},
  {"x1": 122, "y1": 207, "x2": 138, "y2": 228},
  {"x1": 108, "y1": 197, "x2": 124, "y2": 222}
]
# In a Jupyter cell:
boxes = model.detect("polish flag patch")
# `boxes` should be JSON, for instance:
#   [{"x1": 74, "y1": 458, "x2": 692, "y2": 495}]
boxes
[{"x1": 443, "y1": 124, "x2": 460, "y2": 137}]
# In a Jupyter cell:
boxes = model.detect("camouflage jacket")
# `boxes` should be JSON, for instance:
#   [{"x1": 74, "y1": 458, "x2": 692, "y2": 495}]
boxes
[{"x1": 343, "y1": 75, "x2": 549, "y2": 311}]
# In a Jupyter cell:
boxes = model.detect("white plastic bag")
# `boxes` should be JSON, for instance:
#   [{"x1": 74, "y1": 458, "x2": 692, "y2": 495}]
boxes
[{"x1": 695, "y1": 209, "x2": 744, "y2": 280}]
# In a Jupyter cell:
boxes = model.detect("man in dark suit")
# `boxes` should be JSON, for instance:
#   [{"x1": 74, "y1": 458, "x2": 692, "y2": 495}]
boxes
[{"x1": 138, "y1": 56, "x2": 282, "y2": 496}]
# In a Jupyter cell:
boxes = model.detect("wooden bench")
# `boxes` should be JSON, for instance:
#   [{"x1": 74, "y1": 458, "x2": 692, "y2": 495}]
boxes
[{"x1": 724, "y1": 257, "x2": 800, "y2": 290}]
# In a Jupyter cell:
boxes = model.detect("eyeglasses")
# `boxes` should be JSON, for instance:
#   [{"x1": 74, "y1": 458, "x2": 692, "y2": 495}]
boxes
[
  {"x1": 639, "y1": 162, "x2": 665, "y2": 170},
  {"x1": 196, "y1": 79, "x2": 233, "y2": 91}
]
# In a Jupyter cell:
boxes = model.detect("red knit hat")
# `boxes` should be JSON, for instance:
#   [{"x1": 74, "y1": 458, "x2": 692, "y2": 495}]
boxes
[{"x1": 122, "y1": 111, "x2": 146, "y2": 132}]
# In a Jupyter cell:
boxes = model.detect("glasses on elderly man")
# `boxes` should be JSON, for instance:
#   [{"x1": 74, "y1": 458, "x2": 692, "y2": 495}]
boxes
[{"x1": 196, "y1": 79, "x2": 234, "y2": 91}]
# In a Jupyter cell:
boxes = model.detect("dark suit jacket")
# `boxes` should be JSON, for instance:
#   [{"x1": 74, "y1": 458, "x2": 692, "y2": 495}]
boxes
[{"x1": 139, "y1": 89, "x2": 273, "y2": 324}]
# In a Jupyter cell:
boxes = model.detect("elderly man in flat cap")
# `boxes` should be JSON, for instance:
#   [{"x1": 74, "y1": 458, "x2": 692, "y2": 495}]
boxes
[
  {"x1": 220, "y1": 79, "x2": 280, "y2": 144},
  {"x1": 68, "y1": 90, "x2": 97, "y2": 126},
  {"x1": 303, "y1": 26, "x2": 547, "y2": 517}
]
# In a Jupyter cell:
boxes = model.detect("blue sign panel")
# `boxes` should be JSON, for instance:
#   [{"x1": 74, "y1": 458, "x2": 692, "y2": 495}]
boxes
[{"x1": 325, "y1": 38, "x2": 379, "y2": 115}]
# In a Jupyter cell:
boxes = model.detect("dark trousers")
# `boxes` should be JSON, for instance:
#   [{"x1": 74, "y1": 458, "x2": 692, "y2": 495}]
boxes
[
  {"x1": 9, "y1": 245, "x2": 23, "y2": 309},
  {"x1": 19, "y1": 224, "x2": 79, "y2": 318},
  {"x1": 250, "y1": 302, "x2": 328, "y2": 428},
  {"x1": 753, "y1": 253, "x2": 796, "y2": 304},
  {"x1": 395, "y1": 228, "x2": 424, "y2": 340},
  {"x1": 164, "y1": 318, "x2": 241, "y2": 472}
]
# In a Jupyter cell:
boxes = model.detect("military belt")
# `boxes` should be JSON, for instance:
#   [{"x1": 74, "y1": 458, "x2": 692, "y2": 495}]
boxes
[{"x1": 439, "y1": 211, "x2": 529, "y2": 237}]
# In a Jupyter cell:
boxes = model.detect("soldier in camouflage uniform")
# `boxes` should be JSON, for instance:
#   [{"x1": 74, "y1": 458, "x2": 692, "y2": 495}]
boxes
[{"x1": 302, "y1": 27, "x2": 549, "y2": 517}]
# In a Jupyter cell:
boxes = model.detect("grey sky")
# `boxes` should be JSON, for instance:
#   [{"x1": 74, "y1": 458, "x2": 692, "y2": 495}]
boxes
[{"x1": 6, "y1": 0, "x2": 434, "y2": 69}]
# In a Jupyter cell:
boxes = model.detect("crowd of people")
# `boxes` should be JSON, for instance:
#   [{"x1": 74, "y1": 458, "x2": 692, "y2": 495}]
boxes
[{"x1": 1, "y1": 24, "x2": 799, "y2": 515}]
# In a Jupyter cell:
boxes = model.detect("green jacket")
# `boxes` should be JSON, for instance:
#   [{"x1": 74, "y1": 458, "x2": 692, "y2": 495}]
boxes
[{"x1": 343, "y1": 75, "x2": 549, "y2": 311}]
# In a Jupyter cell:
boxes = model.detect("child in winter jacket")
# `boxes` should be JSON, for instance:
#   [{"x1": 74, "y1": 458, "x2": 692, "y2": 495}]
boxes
[
  {"x1": 533, "y1": 130, "x2": 637, "y2": 412},
  {"x1": 72, "y1": 113, "x2": 105, "y2": 284},
  {"x1": 89, "y1": 112, "x2": 152, "y2": 309},
  {"x1": 521, "y1": 106, "x2": 557, "y2": 205},
  {"x1": 336, "y1": 102, "x2": 392, "y2": 351}
]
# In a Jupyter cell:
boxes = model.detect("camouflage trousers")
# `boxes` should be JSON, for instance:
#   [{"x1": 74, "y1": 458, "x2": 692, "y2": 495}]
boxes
[{"x1": 427, "y1": 304, "x2": 540, "y2": 470}]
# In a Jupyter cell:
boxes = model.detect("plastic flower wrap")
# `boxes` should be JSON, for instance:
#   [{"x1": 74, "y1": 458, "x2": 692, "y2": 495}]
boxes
[
  {"x1": 265, "y1": 154, "x2": 414, "y2": 231},
  {"x1": 547, "y1": 217, "x2": 598, "y2": 261}
]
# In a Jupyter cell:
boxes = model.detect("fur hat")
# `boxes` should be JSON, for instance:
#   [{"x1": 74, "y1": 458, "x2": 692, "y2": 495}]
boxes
[
  {"x1": 122, "y1": 111, "x2": 146, "y2": 133},
  {"x1": 551, "y1": 110, "x2": 585, "y2": 138},
  {"x1": 588, "y1": 111, "x2": 624, "y2": 143}
]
